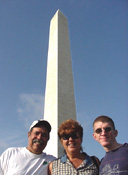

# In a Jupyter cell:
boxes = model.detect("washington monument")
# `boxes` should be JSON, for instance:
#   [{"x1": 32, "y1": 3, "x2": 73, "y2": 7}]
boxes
[{"x1": 44, "y1": 10, "x2": 76, "y2": 157}]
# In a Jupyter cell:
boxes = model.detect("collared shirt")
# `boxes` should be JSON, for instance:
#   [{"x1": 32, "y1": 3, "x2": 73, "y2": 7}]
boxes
[{"x1": 52, "y1": 153, "x2": 99, "y2": 175}]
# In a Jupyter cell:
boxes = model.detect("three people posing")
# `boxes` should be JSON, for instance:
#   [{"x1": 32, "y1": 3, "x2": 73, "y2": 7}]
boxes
[{"x1": 1, "y1": 115, "x2": 126, "y2": 174}]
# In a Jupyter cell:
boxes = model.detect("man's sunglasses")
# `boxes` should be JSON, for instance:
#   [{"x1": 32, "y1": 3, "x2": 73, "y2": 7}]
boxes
[
  {"x1": 61, "y1": 133, "x2": 79, "y2": 140},
  {"x1": 95, "y1": 127, "x2": 112, "y2": 134}
]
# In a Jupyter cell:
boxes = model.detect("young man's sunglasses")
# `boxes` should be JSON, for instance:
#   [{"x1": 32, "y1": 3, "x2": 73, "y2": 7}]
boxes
[{"x1": 95, "y1": 127, "x2": 112, "y2": 134}]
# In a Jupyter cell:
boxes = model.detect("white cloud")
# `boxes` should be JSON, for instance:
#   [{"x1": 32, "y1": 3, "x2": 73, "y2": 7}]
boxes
[
  {"x1": 0, "y1": 131, "x2": 28, "y2": 155},
  {"x1": 17, "y1": 93, "x2": 44, "y2": 129},
  {"x1": 0, "y1": 141, "x2": 8, "y2": 148}
]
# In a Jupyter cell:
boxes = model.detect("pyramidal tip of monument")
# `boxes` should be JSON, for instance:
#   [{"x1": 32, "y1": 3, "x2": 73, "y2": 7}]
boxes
[
  {"x1": 56, "y1": 9, "x2": 62, "y2": 13},
  {"x1": 56, "y1": 9, "x2": 65, "y2": 17}
]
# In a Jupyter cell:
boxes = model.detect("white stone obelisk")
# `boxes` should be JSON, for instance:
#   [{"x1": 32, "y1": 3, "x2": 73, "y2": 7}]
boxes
[{"x1": 44, "y1": 10, "x2": 76, "y2": 157}]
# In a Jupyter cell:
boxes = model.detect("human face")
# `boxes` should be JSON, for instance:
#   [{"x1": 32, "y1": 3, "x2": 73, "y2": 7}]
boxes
[
  {"x1": 93, "y1": 121, "x2": 118, "y2": 151},
  {"x1": 27, "y1": 126, "x2": 49, "y2": 154},
  {"x1": 61, "y1": 132, "x2": 82, "y2": 155}
]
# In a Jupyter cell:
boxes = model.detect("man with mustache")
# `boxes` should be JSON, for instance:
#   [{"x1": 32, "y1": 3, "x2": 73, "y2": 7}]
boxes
[{"x1": 0, "y1": 119, "x2": 56, "y2": 175}]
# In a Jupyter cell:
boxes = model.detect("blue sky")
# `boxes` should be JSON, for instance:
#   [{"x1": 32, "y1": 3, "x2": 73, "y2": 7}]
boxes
[{"x1": 0, "y1": 0, "x2": 128, "y2": 159}]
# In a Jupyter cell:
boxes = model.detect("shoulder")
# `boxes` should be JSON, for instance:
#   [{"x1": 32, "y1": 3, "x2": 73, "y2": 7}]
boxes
[
  {"x1": 0, "y1": 147, "x2": 24, "y2": 159},
  {"x1": 124, "y1": 143, "x2": 128, "y2": 148},
  {"x1": 48, "y1": 158, "x2": 60, "y2": 175},
  {"x1": 48, "y1": 156, "x2": 64, "y2": 175},
  {"x1": 48, "y1": 161, "x2": 53, "y2": 169},
  {"x1": 48, "y1": 161, "x2": 53, "y2": 175},
  {"x1": 48, "y1": 156, "x2": 61, "y2": 166},
  {"x1": 91, "y1": 156, "x2": 100, "y2": 169},
  {"x1": 117, "y1": 143, "x2": 128, "y2": 151},
  {"x1": 84, "y1": 152, "x2": 100, "y2": 163},
  {"x1": 43, "y1": 153, "x2": 56, "y2": 162},
  {"x1": 1, "y1": 147, "x2": 22, "y2": 154},
  {"x1": 117, "y1": 143, "x2": 128, "y2": 153}
]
